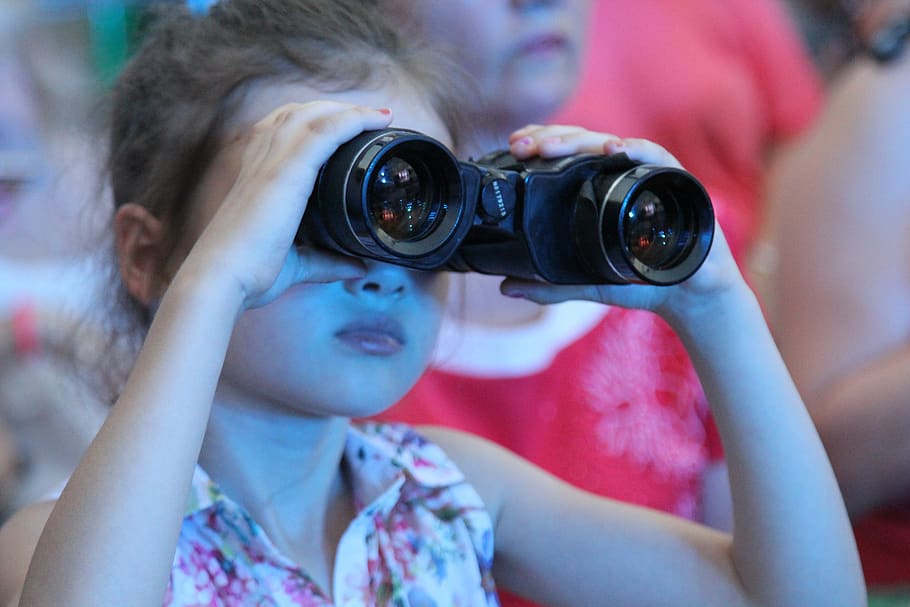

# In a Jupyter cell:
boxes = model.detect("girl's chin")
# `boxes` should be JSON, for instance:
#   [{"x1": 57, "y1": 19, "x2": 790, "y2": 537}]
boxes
[{"x1": 341, "y1": 396, "x2": 408, "y2": 421}]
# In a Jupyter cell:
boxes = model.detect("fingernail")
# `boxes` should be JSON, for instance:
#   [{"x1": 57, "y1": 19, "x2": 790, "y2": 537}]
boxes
[
  {"x1": 604, "y1": 138, "x2": 625, "y2": 152},
  {"x1": 376, "y1": 107, "x2": 392, "y2": 115},
  {"x1": 513, "y1": 136, "x2": 533, "y2": 147},
  {"x1": 502, "y1": 288, "x2": 526, "y2": 299}
]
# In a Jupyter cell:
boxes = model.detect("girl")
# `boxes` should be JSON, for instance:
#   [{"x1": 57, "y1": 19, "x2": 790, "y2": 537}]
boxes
[{"x1": 0, "y1": 1, "x2": 864, "y2": 605}]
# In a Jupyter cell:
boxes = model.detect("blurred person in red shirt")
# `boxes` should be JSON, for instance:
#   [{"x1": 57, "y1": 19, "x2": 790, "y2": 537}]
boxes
[{"x1": 374, "y1": 2, "x2": 823, "y2": 604}]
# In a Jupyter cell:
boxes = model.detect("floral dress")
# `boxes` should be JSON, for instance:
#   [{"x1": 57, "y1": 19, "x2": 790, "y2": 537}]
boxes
[{"x1": 164, "y1": 423, "x2": 500, "y2": 606}]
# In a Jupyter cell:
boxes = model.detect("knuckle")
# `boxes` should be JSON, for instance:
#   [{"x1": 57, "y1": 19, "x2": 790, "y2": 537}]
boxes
[
  {"x1": 303, "y1": 122, "x2": 330, "y2": 141},
  {"x1": 269, "y1": 105, "x2": 299, "y2": 128},
  {"x1": 306, "y1": 113, "x2": 344, "y2": 137}
]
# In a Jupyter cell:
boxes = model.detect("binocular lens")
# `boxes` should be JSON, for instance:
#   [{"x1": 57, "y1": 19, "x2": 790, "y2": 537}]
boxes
[
  {"x1": 368, "y1": 156, "x2": 443, "y2": 242},
  {"x1": 623, "y1": 189, "x2": 688, "y2": 269},
  {"x1": 304, "y1": 129, "x2": 467, "y2": 268},
  {"x1": 581, "y1": 164, "x2": 712, "y2": 285}
]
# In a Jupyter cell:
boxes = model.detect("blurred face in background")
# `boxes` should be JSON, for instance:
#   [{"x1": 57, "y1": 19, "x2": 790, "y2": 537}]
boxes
[
  {"x1": 392, "y1": 0, "x2": 591, "y2": 136},
  {"x1": 0, "y1": 7, "x2": 106, "y2": 259},
  {"x1": 0, "y1": 43, "x2": 45, "y2": 230}
]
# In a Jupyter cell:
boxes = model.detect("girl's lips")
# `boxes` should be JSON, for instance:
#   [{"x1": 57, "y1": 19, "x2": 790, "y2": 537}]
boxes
[{"x1": 334, "y1": 317, "x2": 406, "y2": 356}]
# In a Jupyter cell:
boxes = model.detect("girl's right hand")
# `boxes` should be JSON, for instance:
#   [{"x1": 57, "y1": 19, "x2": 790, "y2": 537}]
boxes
[{"x1": 177, "y1": 101, "x2": 393, "y2": 310}]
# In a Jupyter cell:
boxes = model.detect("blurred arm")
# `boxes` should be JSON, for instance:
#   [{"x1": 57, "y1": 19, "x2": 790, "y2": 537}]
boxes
[{"x1": 769, "y1": 55, "x2": 910, "y2": 516}]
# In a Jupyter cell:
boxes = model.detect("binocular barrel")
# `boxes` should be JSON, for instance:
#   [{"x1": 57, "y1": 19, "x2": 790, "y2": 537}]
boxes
[{"x1": 300, "y1": 129, "x2": 715, "y2": 286}]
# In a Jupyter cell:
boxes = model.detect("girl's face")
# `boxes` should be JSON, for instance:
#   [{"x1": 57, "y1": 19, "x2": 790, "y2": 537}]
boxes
[
  {"x1": 187, "y1": 78, "x2": 452, "y2": 418},
  {"x1": 401, "y1": 0, "x2": 590, "y2": 127}
]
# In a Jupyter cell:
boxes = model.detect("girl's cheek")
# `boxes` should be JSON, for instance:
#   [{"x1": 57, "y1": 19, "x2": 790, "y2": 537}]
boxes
[
  {"x1": 416, "y1": 272, "x2": 448, "y2": 339},
  {"x1": 430, "y1": 272, "x2": 450, "y2": 304},
  {"x1": 413, "y1": 271, "x2": 449, "y2": 308}
]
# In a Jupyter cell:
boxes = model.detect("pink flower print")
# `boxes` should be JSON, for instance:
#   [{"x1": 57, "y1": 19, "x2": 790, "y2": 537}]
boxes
[
  {"x1": 411, "y1": 455, "x2": 437, "y2": 469},
  {"x1": 280, "y1": 574, "x2": 329, "y2": 606},
  {"x1": 180, "y1": 541, "x2": 258, "y2": 605},
  {"x1": 580, "y1": 312, "x2": 708, "y2": 480},
  {"x1": 591, "y1": 398, "x2": 707, "y2": 480}
]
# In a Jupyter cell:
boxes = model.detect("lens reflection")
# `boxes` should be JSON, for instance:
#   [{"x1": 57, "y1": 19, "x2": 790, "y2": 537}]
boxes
[
  {"x1": 624, "y1": 190, "x2": 686, "y2": 268},
  {"x1": 368, "y1": 156, "x2": 443, "y2": 242}
]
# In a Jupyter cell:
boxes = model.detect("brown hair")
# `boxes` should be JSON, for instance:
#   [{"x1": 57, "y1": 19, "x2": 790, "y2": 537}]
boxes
[
  {"x1": 110, "y1": 0, "x2": 464, "y2": 266},
  {"x1": 99, "y1": 0, "x2": 467, "y2": 399}
]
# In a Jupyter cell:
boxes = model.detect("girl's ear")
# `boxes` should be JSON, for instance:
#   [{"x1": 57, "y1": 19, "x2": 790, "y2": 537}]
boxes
[{"x1": 114, "y1": 203, "x2": 166, "y2": 305}]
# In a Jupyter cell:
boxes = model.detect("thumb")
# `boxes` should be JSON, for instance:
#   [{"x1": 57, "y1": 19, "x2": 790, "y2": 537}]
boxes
[
  {"x1": 245, "y1": 248, "x2": 367, "y2": 310},
  {"x1": 290, "y1": 247, "x2": 367, "y2": 284}
]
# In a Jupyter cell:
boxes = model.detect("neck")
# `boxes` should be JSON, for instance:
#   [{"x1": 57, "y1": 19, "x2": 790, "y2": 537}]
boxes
[
  {"x1": 454, "y1": 121, "x2": 549, "y2": 328},
  {"x1": 448, "y1": 272, "x2": 546, "y2": 327},
  {"x1": 199, "y1": 388, "x2": 354, "y2": 589}
]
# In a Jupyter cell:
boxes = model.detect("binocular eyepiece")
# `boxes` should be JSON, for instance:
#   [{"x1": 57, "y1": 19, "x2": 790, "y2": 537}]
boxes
[{"x1": 299, "y1": 129, "x2": 714, "y2": 285}]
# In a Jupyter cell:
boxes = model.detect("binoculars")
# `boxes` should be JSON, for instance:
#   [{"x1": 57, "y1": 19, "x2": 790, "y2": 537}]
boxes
[{"x1": 299, "y1": 129, "x2": 715, "y2": 285}]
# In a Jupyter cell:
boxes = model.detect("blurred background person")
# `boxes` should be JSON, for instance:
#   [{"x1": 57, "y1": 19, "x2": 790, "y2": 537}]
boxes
[
  {"x1": 554, "y1": 0, "x2": 824, "y2": 265},
  {"x1": 0, "y1": 0, "x2": 115, "y2": 521},
  {"x1": 785, "y1": 0, "x2": 859, "y2": 78},
  {"x1": 764, "y1": 1, "x2": 910, "y2": 603},
  {"x1": 374, "y1": 5, "x2": 823, "y2": 607}
]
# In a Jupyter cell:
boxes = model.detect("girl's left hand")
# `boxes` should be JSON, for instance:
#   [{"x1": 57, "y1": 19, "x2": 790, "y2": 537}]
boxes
[{"x1": 501, "y1": 125, "x2": 745, "y2": 323}]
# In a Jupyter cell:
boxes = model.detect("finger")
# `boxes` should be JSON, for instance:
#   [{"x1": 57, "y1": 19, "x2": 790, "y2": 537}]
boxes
[
  {"x1": 291, "y1": 247, "x2": 368, "y2": 284},
  {"x1": 255, "y1": 100, "x2": 392, "y2": 134},
  {"x1": 235, "y1": 100, "x2": 382, "y2": 156},
  {"x1": 510, "y1": 127, "x2": 623, "y2": 159},
  {"x1": 244, "y1": 248, "x2": 367, "y2": 309},
  {"x1": 222, "y1": 102, "x2": 394, "y2": 236},
  {"x1": 499, "y1": 278, "x2": 607, "y2": 305},
  {"x1": 243, "y1": 101, "x2": 393, "y2": 186},
  {"x1": 509, "y1": 124, "x2": 597, "y2": 142},
  {"x1": 508, "y1": 124, "x2": 546, "y2": 142},
  {"x1": 605, "y1": 137, "x2": 683, "y2": 169}
]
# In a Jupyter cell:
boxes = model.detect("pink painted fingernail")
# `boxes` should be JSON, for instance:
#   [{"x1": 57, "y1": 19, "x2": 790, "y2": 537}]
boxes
[{"x1": 605, "y1": 138, "x2": 625, "y2": 151}]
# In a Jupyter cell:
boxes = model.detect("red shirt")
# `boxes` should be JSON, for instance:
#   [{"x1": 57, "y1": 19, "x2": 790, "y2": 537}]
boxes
[
  {"x1": 383, "y1": 306, "x2": 722, "y2": 517},
  {"x1": 854, "y1": 506, "x2": 910, "y2": 588},
  {"x1": 553, "y1": 0, "x2": 823, "y2": 260}
]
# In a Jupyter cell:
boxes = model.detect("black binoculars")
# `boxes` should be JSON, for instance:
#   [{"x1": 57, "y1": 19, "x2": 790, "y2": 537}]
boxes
[{"x1": 298, "y1": 129, "x2": 714, "y2": 285}]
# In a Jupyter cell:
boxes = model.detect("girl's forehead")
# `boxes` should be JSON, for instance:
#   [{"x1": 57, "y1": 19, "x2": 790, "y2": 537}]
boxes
[{"x1": 230, "y1": 79, "x2": 454, "y2": 150}]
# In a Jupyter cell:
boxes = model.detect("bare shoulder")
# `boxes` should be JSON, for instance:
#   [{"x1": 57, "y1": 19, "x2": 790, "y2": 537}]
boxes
[{"x1": 0, "y1": 500, "x2": 56, "y2": 606}]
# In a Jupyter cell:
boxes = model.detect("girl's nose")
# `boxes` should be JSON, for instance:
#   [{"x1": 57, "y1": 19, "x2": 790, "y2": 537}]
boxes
[{"x1": 343, "y1": 261, "x2": 408, "y2": 299}]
